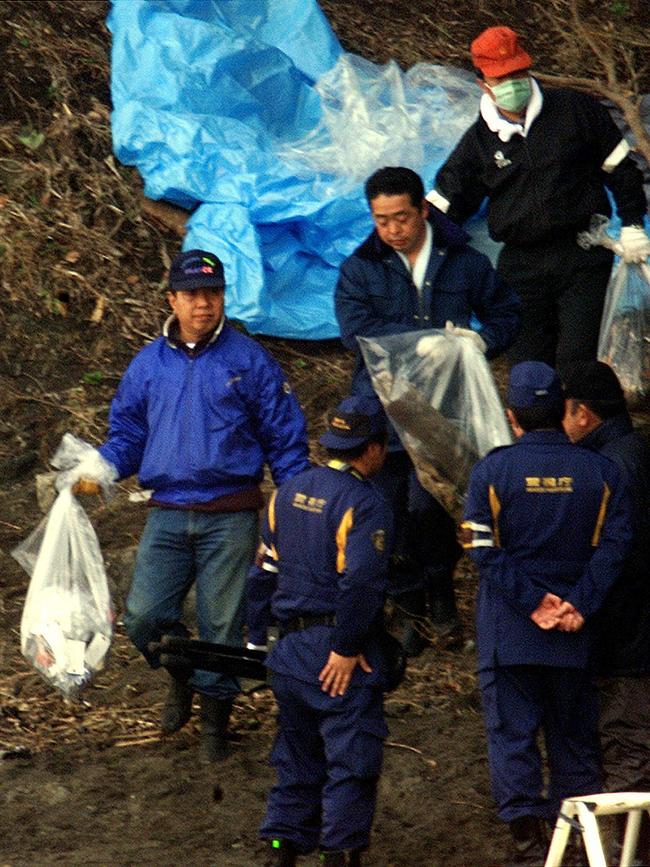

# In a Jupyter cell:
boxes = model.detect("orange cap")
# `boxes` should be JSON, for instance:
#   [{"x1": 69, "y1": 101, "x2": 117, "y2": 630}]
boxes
[{"x1": 471, "y1": 26, "x2": 532, "y2": 78}]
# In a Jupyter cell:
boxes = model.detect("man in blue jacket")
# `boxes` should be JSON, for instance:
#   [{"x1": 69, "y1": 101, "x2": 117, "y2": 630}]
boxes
[
  {"x1": 335, "y1": 165, "x2": 521, "y2": 652},
  {"x1": 248, "y1": 396, "x2": 393, "y2": 867},
  {"x1": 563, "y1": 360, "x2": 650, "y2": 863},
  {"x1": 461, "y1": 361, "x2": 632, "y2": 865},
  {"x1": 76, "y1": 249, "x2": 309, "y2": 762}
]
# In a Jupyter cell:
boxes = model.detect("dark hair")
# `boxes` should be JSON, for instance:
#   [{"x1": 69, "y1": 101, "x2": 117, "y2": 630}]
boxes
[
  {"x1": 567, "y1": 397, "x2": 626, "y2": 421},
  {"x1": 325, "y1": 431, "x2": 388, "y2": 462},
  {"x1": 474, "y1": 68, "x2": 485, "y2": 80},
  {"x1": 364, "y1": 167, "x2": 424, "y2": 208},
  {"x1": 510, "y1": 405, "x2": 564, "y2": 432}
]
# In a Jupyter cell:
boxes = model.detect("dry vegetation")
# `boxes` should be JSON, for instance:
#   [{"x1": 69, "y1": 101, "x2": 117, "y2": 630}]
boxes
[{"x1": 0, "y1": 0, "x2": 649, "y2": 831}]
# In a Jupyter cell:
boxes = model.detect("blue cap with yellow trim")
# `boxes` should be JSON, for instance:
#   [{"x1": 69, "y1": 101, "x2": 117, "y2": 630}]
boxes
[
  {"x1": 319, "y1": 395, "x2": 386, "y2": 449},
  {"x1": 507, "y1": 361, "x2": 563, "y2": 409}
]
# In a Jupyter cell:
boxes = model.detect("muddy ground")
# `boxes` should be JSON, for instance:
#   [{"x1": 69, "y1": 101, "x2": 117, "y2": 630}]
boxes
[{"x1": 0, "y1": 1, "x2": 648, "y2": 865}]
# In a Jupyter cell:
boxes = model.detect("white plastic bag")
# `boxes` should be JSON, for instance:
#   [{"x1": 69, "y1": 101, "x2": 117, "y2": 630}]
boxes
[
  {"x1": 12, "y1": 486, "x2": 114, "y2": 699},
  {"x1": 51, "y1": 431, "x2": 117, "y2": 496},
  {"x1": 358, "y1": 329, "x2": 511, "y2": 513}
]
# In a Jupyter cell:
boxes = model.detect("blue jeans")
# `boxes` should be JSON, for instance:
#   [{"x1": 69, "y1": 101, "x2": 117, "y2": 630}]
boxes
[{"x1": 125, "y1": 508, "x2": 258, "y2": 699}]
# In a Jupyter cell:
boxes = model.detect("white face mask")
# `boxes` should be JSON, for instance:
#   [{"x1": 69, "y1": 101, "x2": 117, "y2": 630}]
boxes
[{"x1": 487, "y1": 76, "x2": 532, "y2": 113}]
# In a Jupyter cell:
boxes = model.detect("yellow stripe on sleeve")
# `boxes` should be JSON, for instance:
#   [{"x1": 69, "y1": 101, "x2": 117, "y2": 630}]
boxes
[
  {"x1": 489, "y1": 485, "x2": 501, "y2": 548},
  {"x1": 335, "y1": 506, "x2": 354, "y2": 574},
  {"x1": 591, "y1": 482, "x2": 611, "y2": 546}
]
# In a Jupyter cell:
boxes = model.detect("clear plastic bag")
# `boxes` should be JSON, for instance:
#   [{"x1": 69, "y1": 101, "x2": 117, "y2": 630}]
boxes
[
  {"x1": 598, "y1": 260, "x2": 650, "y2": 398},
  {"x1": 12, "y1": 485, "x2": 114, "y2": 699},
  {"x1": 577, "y1": 215, "x2": 650, "y2": 398},
  {"x1": 50, "y1": 432, "x2": 117, "y2": 496},
  {"x1": 358, "y1": 329, "x2": 511, "y2": 514}
]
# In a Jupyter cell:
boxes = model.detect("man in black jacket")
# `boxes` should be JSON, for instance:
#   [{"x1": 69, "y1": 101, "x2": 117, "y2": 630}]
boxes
[
  {"x1": 429, "y1": 26, "x2": 650, "y2": 373},
  {"x1": 563, "y1": 360, "x2": 650, "y2": 862}
]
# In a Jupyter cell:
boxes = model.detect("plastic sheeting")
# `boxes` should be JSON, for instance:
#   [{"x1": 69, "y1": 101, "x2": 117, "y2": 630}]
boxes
[{"x1": 108, "y1": 1, "x2": 491, "y2": 339}]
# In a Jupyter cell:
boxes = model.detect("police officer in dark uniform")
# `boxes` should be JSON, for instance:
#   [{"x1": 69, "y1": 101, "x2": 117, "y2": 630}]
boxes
[
  {"x1": 461, "y1": 362, "x2": 632, "y2": 865},
  {"x1": 247, "y1": 396, "x2": 393, "y2": 867}
]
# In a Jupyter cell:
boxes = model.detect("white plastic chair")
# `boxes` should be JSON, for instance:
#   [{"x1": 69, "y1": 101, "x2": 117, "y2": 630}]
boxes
[{"x1": 544, "y1": 792, "x2": 650, "y2": 867}]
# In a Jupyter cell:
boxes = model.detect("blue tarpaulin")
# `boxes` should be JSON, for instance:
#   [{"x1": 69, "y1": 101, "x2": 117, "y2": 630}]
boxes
[{"x1": 108, "y1": 0, "x2": 490, "y2": 338}]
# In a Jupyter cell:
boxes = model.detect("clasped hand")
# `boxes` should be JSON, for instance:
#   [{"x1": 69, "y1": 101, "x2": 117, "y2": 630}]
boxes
[{"x1": 530, "y1": 592, "x2": 584, "y2": 632}]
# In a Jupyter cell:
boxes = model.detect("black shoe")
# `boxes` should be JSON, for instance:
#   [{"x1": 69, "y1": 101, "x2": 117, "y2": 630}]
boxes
[
  {"x1": 319, "y1": 852, "x2": 346, "y2": 866},
  {"x1": 199, "y1": 695, "x2": 233, "y2": 763},
  {"x1": 508, "y1": 816, "x2": 548, "y2": 866},
  {"x1": 265, "y1": 838, "x2": 298, "y2": 867},
  {"x1": 159, "y1": 672, "x2": 194, "y2": 734}
]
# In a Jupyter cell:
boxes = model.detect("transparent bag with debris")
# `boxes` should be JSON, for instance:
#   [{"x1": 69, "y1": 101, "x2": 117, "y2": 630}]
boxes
[
  {"x1": 598, "y1": 260, "x2": 650, "y2": 399},
  {"x1": 578, "y1": 214, "x2": 650, "y2": 399},
  {"x1": 358, "y1": 329, "x2": 512, "y2": 516},
  {"x1": 12, "y1": 441, "x2": 114, "y2": 699}
]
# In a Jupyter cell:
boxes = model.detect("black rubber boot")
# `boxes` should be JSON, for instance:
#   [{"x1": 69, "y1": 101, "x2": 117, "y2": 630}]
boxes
[
  {"x1": 319, "y1": 850, "x2": 363, "y2": 866},
  {"x1": 199, "y1": 695, "x2": 233, "y2": 763},
  {"x1": 319, "y1": 851, "x2": 346, "y2": 866},
  {"x1": 397, "y1": 589, "x2": 429, "y2": 657},
  {"x1": 159, "y1": 670, "x2": 194, "y2": 734},
  {"x1": 508, "y1": 816, "x2": 548, "y2": 866},
  {"x1": 427, "y1": 564, "x2": 463, "y2": 649},
  {"x1": 264, "y1": 838, "x2": 298, "y2": 866}
]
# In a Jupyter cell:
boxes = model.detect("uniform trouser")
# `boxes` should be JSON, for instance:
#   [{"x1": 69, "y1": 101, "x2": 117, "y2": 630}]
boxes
[
  {"x1": 124, "y1": 507, "x2": 258, "y2": 699},
  {"x1": 370, "y1": 451, "x2": 461, "y2": 603},
  {"x1": 478, "y1": 665, "x2": 602, "y2": 822},
  {"x1": 261, "y1": 673, "x2": 387, "y2": 853},
  {"x1": 599, "y1": 674, "x2": 650, "y2": 792},
  {"x1": 499, "y1": 237, "x2": 614, "y2": 373}
]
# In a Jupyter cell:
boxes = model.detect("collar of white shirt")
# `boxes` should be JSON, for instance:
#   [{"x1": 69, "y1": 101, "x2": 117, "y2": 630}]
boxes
[
  {"x1": 479, "y1": 77, "x2": 543, "y2": 143},
  {"x1": 396, "y1": 220, "x2": 433, "y2": 293}
]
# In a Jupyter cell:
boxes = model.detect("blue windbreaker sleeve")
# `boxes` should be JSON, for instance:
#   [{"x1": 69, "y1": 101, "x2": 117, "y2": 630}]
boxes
[
  {"x1": 461, "y1": 459, "x2": 546, "y2": 615},
  {"x1": 97, "y1": 357, "x2": 149, "y2": 480},
  {"x1": 335, "y1": 257, "x2": 417, "y2": 351},
  {"x1": 246, "y1": 495, "x2": 278, "y2": 647},
  {"x1": 564, "y1": 465, "x2": 633, "y2": 619},
  {"x1": 330, "y1": 494, "x2": 392, "y2": 656},
  {"x1": 468, "y1": 255, "x2": 521, "y2": 358},
  {"x1": 243, "y1": 351, "x2": 310, "y2": 486}
]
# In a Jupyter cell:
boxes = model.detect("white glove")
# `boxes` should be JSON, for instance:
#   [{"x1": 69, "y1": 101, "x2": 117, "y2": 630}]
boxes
[
  {"x1": 619, "y1": 225, "x2": 650, "y2": 264},
  {"x1": 415, "y1": 334, "x2": 446, "y2": 357},
  {"x1": 445, "y1": 320, "x2": 487, "y2": 353}
]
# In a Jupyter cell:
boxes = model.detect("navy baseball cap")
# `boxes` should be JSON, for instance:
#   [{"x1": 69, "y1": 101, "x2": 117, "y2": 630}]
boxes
[
  {"x1": 319, "y1": 396, "x2": 387, "y2": 449},
  {"x1": 507, "y1": 361, "x2": 564, "y2": 409},
  {"x1": 169, "y1": 249, "x2": 225, "y2": 292}
]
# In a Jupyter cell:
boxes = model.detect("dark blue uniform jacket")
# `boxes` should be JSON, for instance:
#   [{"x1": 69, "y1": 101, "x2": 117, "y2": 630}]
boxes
[
  {"x1": 580, "y1": 414, "x2": 650, "y2": 676},
  {"x1": 335, "y1": 210, "x2": 521, "y2": 400},
  {"x1": 247, "y1": 461, "x2": 393, "y2": 689},
  {"x1": 462, "y1": 430, "x2": 632, "y2": 671}
]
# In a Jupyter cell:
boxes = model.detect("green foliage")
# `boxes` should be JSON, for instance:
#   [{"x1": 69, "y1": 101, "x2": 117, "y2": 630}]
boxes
[
  {"x1": 17, "y1": 129, "x2": 45, "y2": 151},
  {"x1": 609, "y1": 0, "x2": 630, "y2": 14},
  {"x1": 82, "y1": 371, "x2": 104, "y2": 386}
]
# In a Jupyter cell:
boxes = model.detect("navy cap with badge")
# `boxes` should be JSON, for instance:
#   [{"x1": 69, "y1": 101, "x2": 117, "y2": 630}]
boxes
[
  {"x1": 319, "y1": 396, "x2": 387, "y2": 450},
  {"x1": 507, "y1": 361, "x2": 564, "y2": 409},
  {"x1": 169, "y1": 249, "x2": 226, "y2": 292}
]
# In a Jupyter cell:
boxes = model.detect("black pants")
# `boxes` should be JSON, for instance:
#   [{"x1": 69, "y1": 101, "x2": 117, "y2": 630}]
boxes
[
  {"x1": 499, "y1": 236, "x2": 614, "y2": 373},
  {"x1": 370, "y1": 451, "x2": 461, "y2": 601}
]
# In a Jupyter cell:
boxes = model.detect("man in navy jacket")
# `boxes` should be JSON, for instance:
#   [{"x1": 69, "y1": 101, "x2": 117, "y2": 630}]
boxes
[
  {"x1": 335, "y1": 165, "x2": 520, "y2": 652},
  {"x1": 462, "y1": 361, "x2": 632, "y2": 865},
  {"x1": 248, "y1": 396, "x2": 392, "y2": 867},
  {"x1": 76, "y1": 249, "x2": 309, "y2": 762},
  {"x1": 563, "y1": 360, "x2": 650, "y2": 862}
]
